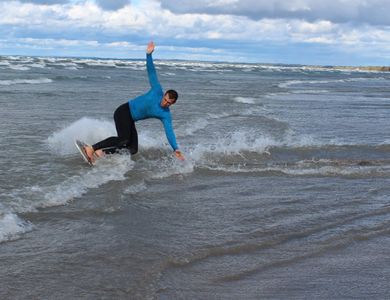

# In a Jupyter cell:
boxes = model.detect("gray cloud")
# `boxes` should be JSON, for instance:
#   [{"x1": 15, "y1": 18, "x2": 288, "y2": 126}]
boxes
[
  {"x1": 95, "y1": 0, "x2": 131, "y2": 10},
  {"x1": 159, "y1": 0, "x2": 390, "y2": 26}
]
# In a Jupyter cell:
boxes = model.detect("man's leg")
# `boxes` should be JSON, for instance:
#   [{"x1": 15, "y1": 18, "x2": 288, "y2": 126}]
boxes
[
  {"x1": 85, "y1": 103, "x2": 137, "y2": 160},
  {"x1": 127, "y1": 120, "x2": 138, "y2": 155}
]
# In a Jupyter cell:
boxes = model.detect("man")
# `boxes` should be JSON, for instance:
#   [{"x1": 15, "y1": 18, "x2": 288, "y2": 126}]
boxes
[{"x1": 84, "y1": 41, "x2": 184, "y2": 163}]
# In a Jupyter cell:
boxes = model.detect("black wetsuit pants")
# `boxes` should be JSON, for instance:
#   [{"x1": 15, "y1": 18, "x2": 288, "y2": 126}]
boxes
[{"x1": 92, "y1": 103, "x2": 138, "y2": 155}]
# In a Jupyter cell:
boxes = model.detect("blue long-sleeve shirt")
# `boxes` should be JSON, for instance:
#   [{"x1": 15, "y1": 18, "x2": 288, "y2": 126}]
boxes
[{"x1": 128, "y1": 54, "x2": 178, "y2": 151}]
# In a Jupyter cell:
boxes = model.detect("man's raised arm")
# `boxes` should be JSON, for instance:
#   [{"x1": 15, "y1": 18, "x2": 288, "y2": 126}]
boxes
[{"x1": 146, "y1": 41, "x2": 161, "y2": 90}]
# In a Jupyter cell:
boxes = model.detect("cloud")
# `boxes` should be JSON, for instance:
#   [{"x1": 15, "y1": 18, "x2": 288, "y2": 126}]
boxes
[
  {"x1": 159, "y1": 0, "x2": 390, "y2": 26},
  {"x1": 0, "y1": 0, "x2": 132, "y2": 10},
  {"x1": 1, "y1": 0, "x2": 70, "y2": 3},
  {"x1": 95, "y1": 0, "x2": 131, "y2": 10},
  {"x1": 0, "y1": 0, "x2": 389, "y2": 64}
]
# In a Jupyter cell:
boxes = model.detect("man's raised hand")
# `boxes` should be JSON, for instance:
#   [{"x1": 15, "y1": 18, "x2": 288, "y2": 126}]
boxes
[{"x1": 146, "y1": 41, "x2": 155, "y2": 54}]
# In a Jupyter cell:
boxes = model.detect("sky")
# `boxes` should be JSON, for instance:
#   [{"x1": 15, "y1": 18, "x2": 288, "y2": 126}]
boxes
[{"x1": 0, "y1": 0, "x2": 389, "y2": 65}]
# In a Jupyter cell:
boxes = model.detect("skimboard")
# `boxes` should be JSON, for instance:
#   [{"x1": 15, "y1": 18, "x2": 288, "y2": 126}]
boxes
[{"x1": 75, "y1": 140, "x2": 93, "y2": 166}]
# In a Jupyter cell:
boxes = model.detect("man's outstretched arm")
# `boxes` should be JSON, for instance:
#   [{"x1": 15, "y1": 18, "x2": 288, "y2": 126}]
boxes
[
  {"x1": 162, "y1": 117, "x2": 185, "y2": 161},
  {"x1": 146, "y1": 41, "x2": 161, "y2": 90}
]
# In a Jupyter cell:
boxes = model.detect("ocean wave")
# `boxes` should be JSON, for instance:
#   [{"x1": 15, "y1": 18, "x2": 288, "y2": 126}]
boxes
[
  {"x1": 41, "y1": 155, "x2": 133, "y2": 207},
  {"x1": 47, "y1": 117, "x2": 183, "y2": 156},
  {"x1": 0, "y1": 78, "x2": 53, "y2": 86},
  {"x1": 6, "y1": 118, "x2": 387, "y2": 223},
  {"x1": 201, "y1": 158, "x2": 390, "y2": 178},
  {"x1": 53, "y1": 75, "x2": 112, "y2": 81},
  {"x1": 291, "y1": 89, "x2": 329, "y2": 94},
  {"x1": 278, "y1": 77, "x2": 384, "y2": 89},
  {"x1": 176, "y1": 112, "x2": 234, "y2": 137},
  {"x1": 0, "y1": 60, "x2": 11, "y2": 67},
  {"x1": 1, "y1": 117, "x2": 135, "y2": 220},
  {"x1": 29, "y1": 63, "x2": 47, "y2": 69},
  {"x1": 192, "y1": 138, "x2": 390, "y2": 178},
  {"x1": 233, "y1": 97, "x2": 256, "y2": 104},
  {"x1": 181, "y1": 118, "x2": 210, "y2": 136},
  {"x1": 0, "y1": 212, "x2": 33, "y2": 243},
  {"x1": 5, "y1": 154, "x2": 134, "y2": 214},
  {"x1": 46, "y1": 118, "x2": 389, "y2": 177},
  {"x1": 146, "y1": 157, "x2": 194, "y2": 179},
  {"x1": 187, "y1": 130, "x2": 317, "y2": 161},
  {"x1": 190, "y1": 133, "x2": 387, "y2": 159},
  {"x1": 2, "y1": 56, "x2": 390, "y2": 75},
  {"x1": 8, "y1": 64, "x2": 30, "y2": 71},
  {"x1": 47, "y1": 117, "x2": 116, "y2": 155},
  {"x1": 47, "y1": 62, "x2": 82, "y2": 70}
]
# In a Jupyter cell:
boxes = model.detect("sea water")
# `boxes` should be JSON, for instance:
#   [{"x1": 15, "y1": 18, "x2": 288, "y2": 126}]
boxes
[{"x1": 0, "y1": 56, "x2": 389, "y2": 299}]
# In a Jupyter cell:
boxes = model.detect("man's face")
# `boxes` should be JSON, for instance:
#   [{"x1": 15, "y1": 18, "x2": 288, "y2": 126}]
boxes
[{"x1": 160, "y1": 93, "x2": 175, "y2": 108}]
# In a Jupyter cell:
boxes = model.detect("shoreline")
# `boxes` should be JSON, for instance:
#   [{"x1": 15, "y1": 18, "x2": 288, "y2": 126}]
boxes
[{"x1": 321, "y1": 66, "x2": 390, "y2": 72}]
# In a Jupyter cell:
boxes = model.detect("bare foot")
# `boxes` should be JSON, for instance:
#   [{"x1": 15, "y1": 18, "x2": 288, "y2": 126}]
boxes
[
  {"x1": 94, "y1": 149, "x2": 104, "y2": 158},
  {"x1": 84, "y1": 145, "x2": 95, "y2": 163}
]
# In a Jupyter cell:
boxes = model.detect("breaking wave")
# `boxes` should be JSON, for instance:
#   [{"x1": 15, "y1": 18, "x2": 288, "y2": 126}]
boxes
[
  {"x1": 0, "y1": 212, "x2": 33, "y2": 243},
  {"x1": 0, "y1": 78, "x2": 52, "y2": 86}
]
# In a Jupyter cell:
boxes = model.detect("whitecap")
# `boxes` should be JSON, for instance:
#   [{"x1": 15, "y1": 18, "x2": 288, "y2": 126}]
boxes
[
  {"x1": 8, "y1": 65, "x2": 30, "y2": 71},
  {"x1": 0, "y1": 60, "x2": 10, "y2": 66},
  {"x1": 0, "y1": 213, "x2": 33, "y2": 243},
  {"x1": 278, "y1": 77, "x2": 383, "y2": 89},
  {"x1": 29, "y1": 63, "x2": 47, "y2": 69},
  {"x1": 161, "y1": 72, "x2": 176, "y2": 76},
  {"x1": 291, "y1": 90, "x2": 329, "y2": 94},
  {"x1": 0, "y1": 78, "x2": 52, "y2": 86},
  {"x1": 233, "y1": 97, "x2": 256, "y2": 104}
]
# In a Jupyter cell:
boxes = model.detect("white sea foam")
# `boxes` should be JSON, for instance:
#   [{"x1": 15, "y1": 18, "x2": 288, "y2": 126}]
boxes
[
  {"x1": 41, "y1": 155, "x2": 133, "y2": 207},
  {"x1": 1, "y1": 118, "x2": 136, "y2": 216},
  {"x1": 233, "y1": 97, "x2": 256, "y2": 104},
  {"x1": 47, "y1": 117, "x2": 188, "y2": 156},
  {"x1": 48, "y1": 62, "x2": 79, "y2": 69},
  {"x1": 30, "y1": 63, "x2": 47, "y2": 69},
  {"x1": 5, "y1": 156, "x2": 134, "y2": 212},
  {"x1": 180, "y1": 118, "x2": 210, "y2": 136},
  {"x1": 188, "y1": 131, "x2": 281, "y2": 160},
  {"x1": 0, "y1": 212, "x2": 33, "y2": 243},
  {"x1": 123, "y1": 181, "x2": 147, "y2": 194},
  {"x1": 291, "y1": 89, "x2": 329, "y2": 94},
  {"x1": 151, "y1": 161, "x2": 194, "y2": 179},
  {"x1": 77, "y1": 59, "x2": 117, "y2": 68},
  {"x1": 0, "y1": 78, "x2": 53, "y2": 86},
  {"x1": 8, "y1": 64, "x2": 30, "y2": 71},
  {"x1": 0, "y1": 60, "x2": 11, "y2": 66},
  {"x1": 161, "y1": 72, "x2": 176, "y2": 76},
  {"x1": 47, "y1": 117, "x2": 116, "y2": 155},
  {"x1": 187, "y1": 130, "x2": 320, "y2": 164},
  {"x1": 203, "y1": 163, "x2": 387, "y2": 177},
  {"x1": 138, "y1": 130, "x2": 168, "y2": 150},
  {"x1": 278, "y1": 77, "x2": 382, "y2": 89}
]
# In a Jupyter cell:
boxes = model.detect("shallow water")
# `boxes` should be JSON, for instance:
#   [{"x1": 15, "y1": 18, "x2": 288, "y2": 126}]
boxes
[{"x1": 0, "y1": 56, "x2": 389, "y2": 299}]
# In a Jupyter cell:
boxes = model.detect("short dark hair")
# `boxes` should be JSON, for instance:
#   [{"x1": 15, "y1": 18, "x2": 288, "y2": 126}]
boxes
[{"x1": 165, "y1": 90, "x2": 178, "y2": 103}]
